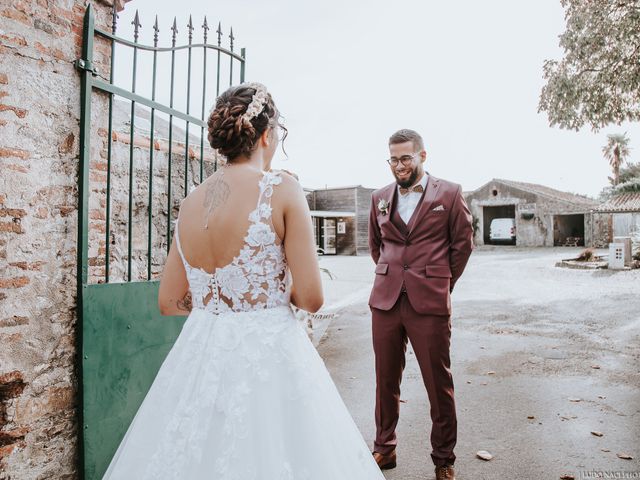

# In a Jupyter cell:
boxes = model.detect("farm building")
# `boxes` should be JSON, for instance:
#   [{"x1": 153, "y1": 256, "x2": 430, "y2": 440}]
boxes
[{"x1": 464, "y1": 179, "x2": 599, "y2": 247}]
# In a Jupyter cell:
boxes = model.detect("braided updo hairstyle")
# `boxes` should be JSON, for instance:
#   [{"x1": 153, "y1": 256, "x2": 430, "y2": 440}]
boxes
[{"x1": 207, "y1": 83, "x2": 286, "y2": 162}]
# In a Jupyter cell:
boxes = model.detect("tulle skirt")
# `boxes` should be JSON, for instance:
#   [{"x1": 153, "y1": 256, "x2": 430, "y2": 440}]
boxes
[{"x1": 102, "y1": 305, "x2": 384, "y2": 480}]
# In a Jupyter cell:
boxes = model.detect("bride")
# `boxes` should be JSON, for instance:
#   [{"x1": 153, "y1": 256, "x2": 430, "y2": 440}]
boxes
[{"x1": 101, "y1": 82, "x2": 385, "y2": 479}]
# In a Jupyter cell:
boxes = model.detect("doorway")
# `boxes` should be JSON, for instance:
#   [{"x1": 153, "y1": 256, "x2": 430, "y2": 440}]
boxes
[
  {"x1": 553, "y1": 214, "x2": 585, "y2": 246},
  {"x1": 483, "y1": 205, "x2": 516, "y2": 245}
]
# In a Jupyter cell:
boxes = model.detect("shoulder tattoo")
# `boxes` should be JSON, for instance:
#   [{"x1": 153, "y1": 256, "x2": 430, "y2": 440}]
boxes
[{"x1": 202, "y1": 172, "x2": 230, "y2": 228}]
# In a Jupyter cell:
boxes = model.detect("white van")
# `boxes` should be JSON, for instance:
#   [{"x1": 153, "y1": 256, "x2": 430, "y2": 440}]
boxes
[{"x1": 489, "y1": 218, "x2": 516, "y2": 244}]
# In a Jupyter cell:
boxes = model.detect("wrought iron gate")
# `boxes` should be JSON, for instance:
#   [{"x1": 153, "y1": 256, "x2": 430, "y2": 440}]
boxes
[{"x1": 76, "y1": 4, "x2": 246, "y2": 478}]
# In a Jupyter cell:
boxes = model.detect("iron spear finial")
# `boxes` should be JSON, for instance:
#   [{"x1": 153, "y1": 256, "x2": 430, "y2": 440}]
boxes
[
  {"x1": 153, "y1": 15, "x2": 159, "y2": 46},
  {"x1": 202, "y1": 16, "x2": 209, "y2": 43},
  {"x1": 111, "y1": 3, "x2": 118, "y2": 34},
  {"x1": 187, "y1": 15, "x2": 194, "y2": 43},
  {"x1": 132, "y1": 10, "x2": 141, "y2": 42},
  {"x1": 171, "y1": 17, "x2": 178, "y2": 46}
]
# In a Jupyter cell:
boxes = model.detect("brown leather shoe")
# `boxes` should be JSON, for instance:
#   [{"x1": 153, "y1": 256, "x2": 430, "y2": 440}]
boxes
[
  {"x1": 435, "y1": 464, "x2": 456, "y2": 480},
  {"x1": 372, "y1": 450, "x2": 396, "y2": 470}
]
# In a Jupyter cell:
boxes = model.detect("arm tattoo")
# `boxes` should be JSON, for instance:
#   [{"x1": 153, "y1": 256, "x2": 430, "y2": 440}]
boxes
[
  {"x1": 176, "y1": 292, "x2": 193, "y2": 312},
  {"x1": 202, "y1": 172, "x2": 230, "y2": 228}
]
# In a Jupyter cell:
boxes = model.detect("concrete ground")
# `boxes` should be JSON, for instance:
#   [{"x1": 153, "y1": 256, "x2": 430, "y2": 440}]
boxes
[{"x1": 315, "y1": 247, "x2": 640, "y2": 480}]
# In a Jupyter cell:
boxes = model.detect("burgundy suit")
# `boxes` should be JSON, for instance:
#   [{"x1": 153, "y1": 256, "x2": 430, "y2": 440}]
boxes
[{"x1": 368, "y1": 175, "x2": 473, "y2": 467}]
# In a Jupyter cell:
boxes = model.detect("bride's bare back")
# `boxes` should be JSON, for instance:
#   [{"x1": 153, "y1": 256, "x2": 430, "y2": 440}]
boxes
[
  {"x1": 178, "y1": 167, "x2": 283, "y2": 271},
  {"x1": 159, "y1": 165, "x2": 322, "y2": 315}
]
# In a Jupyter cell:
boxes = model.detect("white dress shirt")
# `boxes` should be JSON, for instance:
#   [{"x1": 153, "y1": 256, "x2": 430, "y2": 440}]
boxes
[{"x1": 396, "y1": 173, "x2": 428, "y2": 225}]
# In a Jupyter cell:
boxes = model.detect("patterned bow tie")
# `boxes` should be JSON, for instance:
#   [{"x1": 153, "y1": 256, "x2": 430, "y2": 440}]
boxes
[{"x1": 399, "y1": 184, "x2": 424, "y2": 195}]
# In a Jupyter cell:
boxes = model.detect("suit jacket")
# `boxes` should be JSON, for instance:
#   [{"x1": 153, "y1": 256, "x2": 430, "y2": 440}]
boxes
[{"x1": 368, "y1": 175, "x2": 474, "y2": 316}]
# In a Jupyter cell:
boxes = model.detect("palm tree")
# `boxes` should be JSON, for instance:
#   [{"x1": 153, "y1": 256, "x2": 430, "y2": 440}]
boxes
[{"x1": 602, "y1": 133, "x2": 631, "y2": 185}]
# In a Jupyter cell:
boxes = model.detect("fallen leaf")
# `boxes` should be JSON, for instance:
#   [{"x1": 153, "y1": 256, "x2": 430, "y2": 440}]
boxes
[
  {"x1": 568, "y1": 397, "x2": 582, "y2": 402},
  {"x1": 527, "y1": 415, "x2": 535, "y2": 419},
  {"x1": 476, "y1": 450, "x2": 493, "y2": 461},
  {"x1": 617, "y1": 453, "x2": 633, "y2": 460},
  {"x1": 591, "y1": 431, "x2": 603, "y2": 437}
]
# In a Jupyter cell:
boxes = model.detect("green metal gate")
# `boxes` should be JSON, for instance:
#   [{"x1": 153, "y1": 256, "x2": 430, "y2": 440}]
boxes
[{"x1": 75, "y1": 5, "x2": 246, "y2": 478}]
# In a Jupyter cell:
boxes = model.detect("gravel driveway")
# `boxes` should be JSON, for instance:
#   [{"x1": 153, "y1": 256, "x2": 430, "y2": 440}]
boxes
[{"x1": 316, "y1": 247, "x2": 640, "y2": 480}]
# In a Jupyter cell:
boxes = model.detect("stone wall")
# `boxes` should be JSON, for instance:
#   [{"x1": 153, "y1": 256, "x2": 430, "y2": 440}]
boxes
[
  {"x1": 86, "y1": 100, "x2": 218, "y2": 283},
  {"x1": 0, "y1": 1, "x2": 215, "y2": 478},
  {"x1": 591, "y1": 212, "x2": 613, "y2": 248},
  {"x1": 0, "y1": 2, "x2": 117, "y2": 478}
]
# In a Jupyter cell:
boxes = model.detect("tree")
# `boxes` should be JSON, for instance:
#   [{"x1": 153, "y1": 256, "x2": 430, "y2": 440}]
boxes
[
  {"x1": 539, "y1": 1, "x2": 640, "y2": 131},
  {"x1": 614, "y1": 159, "x2": 640, "y2": 194},
  {"x1": 619, "y1": 160, "x2": 640, "y2": 183},
  {"x1": 602, "y1": 133, "x2": 631, "y2": 185}
]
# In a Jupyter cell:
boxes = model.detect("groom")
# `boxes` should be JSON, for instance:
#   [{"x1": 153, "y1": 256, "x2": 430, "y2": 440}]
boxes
[{"x1": 368, "y1": 129, "x2": 473, "y2": 480}]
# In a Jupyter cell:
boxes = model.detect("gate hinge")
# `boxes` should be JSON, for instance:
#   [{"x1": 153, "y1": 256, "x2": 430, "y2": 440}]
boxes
[{"x1": 75, "y1": 58, "x2": 99, "y2": 76}]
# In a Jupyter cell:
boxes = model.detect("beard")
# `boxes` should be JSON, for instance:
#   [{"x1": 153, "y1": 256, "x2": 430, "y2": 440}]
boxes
[{"x1": 393, "y1": 166, "x2": 420, "y2": 188}]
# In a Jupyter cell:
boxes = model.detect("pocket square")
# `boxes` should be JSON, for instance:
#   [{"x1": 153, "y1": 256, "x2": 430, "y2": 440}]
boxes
[{"x1": 432, "y1": 205, "x2": 445, "y2": 211}]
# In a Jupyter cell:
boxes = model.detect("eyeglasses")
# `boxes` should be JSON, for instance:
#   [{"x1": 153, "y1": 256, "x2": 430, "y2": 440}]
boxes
[
  {"x1": 386, "y1": 153, "x2": 420, "y2": 167},
  {"x1": 268, "y1": 123, "x2": 286, "y2": 142}
]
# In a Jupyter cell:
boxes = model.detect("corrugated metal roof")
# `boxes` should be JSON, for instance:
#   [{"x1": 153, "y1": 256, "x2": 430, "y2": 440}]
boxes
[{"x1": 596, "y1": 192, "x2": 640, "y2": 212}]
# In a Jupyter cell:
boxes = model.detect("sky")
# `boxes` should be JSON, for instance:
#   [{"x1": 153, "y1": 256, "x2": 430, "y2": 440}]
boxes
[{"x1": 112, "y1": 0, "x2": 640, "y2": 197}]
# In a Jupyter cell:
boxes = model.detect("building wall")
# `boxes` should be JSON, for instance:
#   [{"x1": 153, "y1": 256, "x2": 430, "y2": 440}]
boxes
[
  {"x1": 591, "y1": 213, "x2": 613, "y2": 247},
  {"x1": 312, "y1": 187, "x2": 356, "y2": 212},
  {"x1": 86, "y1": 103, "x2": 216, "y2": 283},
  {"x1": 0, "y1": 2, "x2": 197, "y2": 478},
  {"x1": 612, "y1": 212, "x2": 640, "y2": 237},
  {"x1": 355, "y1": 187, "x2": 374, "y2": 255},
  {"x1": 335, "y1": 217, "x2": 356, "y2": 255},
  {"x1": 0, "y1": 2, "x2": 121, "y2": 478}
]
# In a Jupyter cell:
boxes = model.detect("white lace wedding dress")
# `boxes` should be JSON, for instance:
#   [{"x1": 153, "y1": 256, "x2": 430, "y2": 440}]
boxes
[{"x1": 102, "y1": 171, "x2": 385, "y2": 480}]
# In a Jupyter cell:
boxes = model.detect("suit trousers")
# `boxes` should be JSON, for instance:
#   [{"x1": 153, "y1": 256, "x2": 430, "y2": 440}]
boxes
[{"x1": 371, "y1": 291, "x2": 457, "y2": 467}]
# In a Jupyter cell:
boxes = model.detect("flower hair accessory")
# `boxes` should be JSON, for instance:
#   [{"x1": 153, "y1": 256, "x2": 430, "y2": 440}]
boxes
[{"x1": 241, "y1": 82, "x2": 269, "y2": 122}]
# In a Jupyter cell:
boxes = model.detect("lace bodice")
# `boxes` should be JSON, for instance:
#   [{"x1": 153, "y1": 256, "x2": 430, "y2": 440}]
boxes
[{"x1": 174, "y1": 171, "x2": 290, "y2": 314}]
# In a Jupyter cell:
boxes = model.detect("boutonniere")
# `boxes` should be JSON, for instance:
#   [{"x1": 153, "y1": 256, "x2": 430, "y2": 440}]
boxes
[{"x1": 377, "y1": 198, "x2": 389, "y2": 216}]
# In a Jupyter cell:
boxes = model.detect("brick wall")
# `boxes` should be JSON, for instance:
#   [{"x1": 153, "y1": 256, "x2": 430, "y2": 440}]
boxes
[{"x1": 0, "y1": 2, "x2": 132, "y2": 478}]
